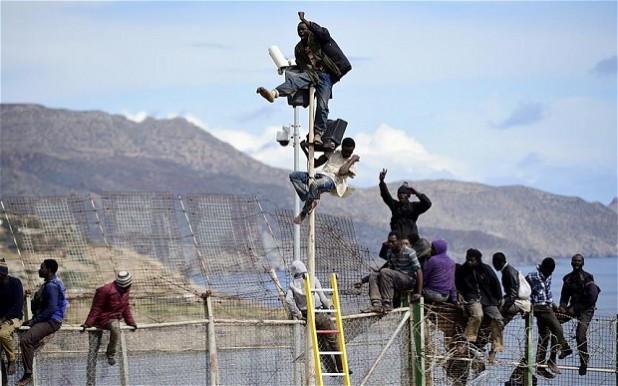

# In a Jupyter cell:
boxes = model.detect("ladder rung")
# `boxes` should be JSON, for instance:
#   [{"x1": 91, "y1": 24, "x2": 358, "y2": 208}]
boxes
[
  {"x1": 319, "y1": 351, "x2": 342, "y2": 355},
  {"x1": 315, "y1": 309, "x2": 336, "y2": 313},
  {"x1": 317, "y1": 330, "x2": 339, "y2": 334},
  {"x1": 322, "y1": 372, "x2": 345, "y2": 377},
  {"x1": 310, "y1": 288, "x2": 334, "y2": 292}
]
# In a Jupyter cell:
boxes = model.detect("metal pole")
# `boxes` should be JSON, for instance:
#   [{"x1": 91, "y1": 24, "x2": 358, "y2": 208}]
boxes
[
  {"x1": 293, "y1": 106, "x2": 301, "y2": 262},
  {"x1": 204, "y1": 294, "x2": 219, "y2": 386},
  {"x1": 306, "y1": 86, "x2": 317, "y2": 386},
  {"x1": 118, "y1": 321, "x2": 129, "y2": 386},
  {"x1": 525, "y1": 311, "x2": 534, "y2": 386}
]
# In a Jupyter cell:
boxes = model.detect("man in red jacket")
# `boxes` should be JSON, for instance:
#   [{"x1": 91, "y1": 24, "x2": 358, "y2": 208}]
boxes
[{"x1": 81, "y1": 271, "x2": 137, "y2": 386}]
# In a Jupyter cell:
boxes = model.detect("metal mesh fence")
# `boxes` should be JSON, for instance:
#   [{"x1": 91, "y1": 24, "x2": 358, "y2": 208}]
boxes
[{"x1": 0, "y1": 194, "x2": 616, "y2": 386}]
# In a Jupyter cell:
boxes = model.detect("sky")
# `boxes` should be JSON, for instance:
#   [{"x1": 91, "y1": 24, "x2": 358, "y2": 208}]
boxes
[{"x1": 1, "y1": 1, "x2": 616, "y2": 204}]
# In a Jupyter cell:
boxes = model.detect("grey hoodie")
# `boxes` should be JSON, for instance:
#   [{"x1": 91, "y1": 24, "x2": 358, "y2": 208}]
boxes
[{"x1": 285, "y1": 260, "x2": 330, "y2": 318}]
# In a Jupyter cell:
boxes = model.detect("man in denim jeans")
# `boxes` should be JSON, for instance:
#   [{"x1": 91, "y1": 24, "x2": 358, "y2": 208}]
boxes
[
  {"x1": 289, "y1": 137, "x2": 359, "y2": 224},
  {"x1": 257, "y1": 11, "x2": 351, "y2": 145}
]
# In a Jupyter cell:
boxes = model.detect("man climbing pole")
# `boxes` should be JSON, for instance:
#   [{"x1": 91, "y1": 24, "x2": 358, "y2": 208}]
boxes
[{"x1": 256, "y1": 11, "x2": 351, "y2": 145}]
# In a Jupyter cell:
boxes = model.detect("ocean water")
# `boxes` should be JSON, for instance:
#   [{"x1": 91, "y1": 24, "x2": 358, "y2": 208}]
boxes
[{"x1": 517, "y1": 256, "x2": 617, "y2": 316}]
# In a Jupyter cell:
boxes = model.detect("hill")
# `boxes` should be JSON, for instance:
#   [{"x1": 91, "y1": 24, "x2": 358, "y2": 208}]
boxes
[{"x1": 1, "y1": 104, "x2": 616, "y2": 264}]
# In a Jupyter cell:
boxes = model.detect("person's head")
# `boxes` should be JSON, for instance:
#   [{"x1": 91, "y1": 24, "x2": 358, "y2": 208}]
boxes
[
  {"x1": 115, "y1": 271, "x2": 133, "y2": 289},
  {"x1": 0, "y1": 258, "x2": 8, "y2": 281},
  {"x1": 340, "y1": 137, "x2": 355, "y2": 159},
  {"x1": 386, "y1": 231, "x2": 402, "y2": 253},
  {"x1": 538, "y1": 257, "x2": 556, "y2": 277},
  {"x1": 401, "y1": 238, "x2": 411, "y2": 248},
  {"x1": 39, "y1": 258, "x2": 58, "y2": 279},
  {"x1": 291, "y1": 260, "x2": 308, "y2": 278},
  {"x1": 397, "y1": 182, "x2": 412, "y2": 202},
  {"x1": 492, "y1": 252, "x2": 507, "y2": 271},
  {"x1": 465, "y1": 248, "x2": 482, "y2": 267},
  {"x1": 297, "y1": 22, "x2": 311, "y2": 41},
  {"x1": 571, "y1": 254, "x2": 584, "y2": 272},
  {"x1": 431, "y1": 239, "x2": 448, "y2": 256}
]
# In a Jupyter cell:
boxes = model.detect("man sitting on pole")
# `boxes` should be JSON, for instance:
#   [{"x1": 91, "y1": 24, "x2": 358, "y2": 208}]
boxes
[
  {"x1": 256, "y1": 11, "x2": 351, "y2": 146},
  {"x1": 289, "y1": 137, "x2": 359, "y2": 224}
]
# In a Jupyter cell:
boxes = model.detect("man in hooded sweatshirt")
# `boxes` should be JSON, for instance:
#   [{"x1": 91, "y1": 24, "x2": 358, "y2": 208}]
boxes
[
  {"x1": 378, "y1": 169, "x2": 432, "y2": 241},
  {"x1": 422, "y1": 239, "x2": 456, "y2": 304},
  {"x1": 285, "y1": 260, "x2": 347, "y2": 375}
]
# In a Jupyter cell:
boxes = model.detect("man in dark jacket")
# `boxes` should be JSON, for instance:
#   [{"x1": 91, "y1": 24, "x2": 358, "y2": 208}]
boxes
[
  {"x1": 17, "y1": 259, "x2": 67, "y2": 386},
  {"x1": 378, "y1": 169, "x2": 432, "y2": 241},
  {"x1": 455, "y1": 249, "x2": 504, "y2": 364},
  {"x1": 257, "y1": 11, "x2": 351, "y2": 146},
  {"x1": 0, "y1": 258, "x2": 24, "y2": 376},
  {"x1": 558, "y1": 254, "x2": 600, "y2": 376},
  {"x1": 492, "y1": 252, "x2": 531, "y2": 325},
  {"x1": 81, "y1": 271, "x2": 137, "y2": 385}
]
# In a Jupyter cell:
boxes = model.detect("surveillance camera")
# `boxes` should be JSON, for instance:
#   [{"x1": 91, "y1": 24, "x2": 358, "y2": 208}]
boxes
[
  {"x1": 269, "y1": 45, "x2": 295, "y2": 75},
  {"x1": 276, "y1": 125, "x2": 291, "y2": 147}
]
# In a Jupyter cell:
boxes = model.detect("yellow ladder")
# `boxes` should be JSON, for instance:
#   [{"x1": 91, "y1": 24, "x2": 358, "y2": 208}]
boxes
[{"x1": 303, "y1": 273, "x2": 351, "y2": 386}]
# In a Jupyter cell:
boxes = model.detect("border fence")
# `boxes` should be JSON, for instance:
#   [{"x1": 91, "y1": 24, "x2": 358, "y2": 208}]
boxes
[{"x1": 0, "y1": 193, "x2": 616, "y2": 385}]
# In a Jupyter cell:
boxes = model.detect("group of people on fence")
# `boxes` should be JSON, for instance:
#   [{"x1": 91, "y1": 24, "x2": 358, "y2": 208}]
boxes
[{"x1": 0, "y1": 258, "x2": 136, "y2": 386}]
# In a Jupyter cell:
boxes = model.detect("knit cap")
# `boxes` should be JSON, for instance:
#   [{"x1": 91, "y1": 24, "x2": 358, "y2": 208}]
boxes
[
  {"x1": 397, "y1": 182, "x2": 411, "y2": 195},
  {"x1": 0, "y1": 258, "x2": 7, "y2": 275},
  {"x1": 115, "y1": 271, "x2": 133, "y2": 288}
]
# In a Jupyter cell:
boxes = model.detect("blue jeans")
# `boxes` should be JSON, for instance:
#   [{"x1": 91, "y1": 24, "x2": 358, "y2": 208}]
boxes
[
  {"x1": 289, "y1": 171, "x2": 335, "y2": 212},
  {"x1": 276, "y1": 69, "x2": 332, "y2": 135}
]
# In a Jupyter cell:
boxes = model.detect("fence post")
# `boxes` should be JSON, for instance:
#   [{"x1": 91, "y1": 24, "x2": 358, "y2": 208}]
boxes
[
  {"x1": 524, "y1": 311, "x2": 534, "y2": 386},
  {"x1": 118, "y1": 322, "x2": 129, "y2": 386},
  {"x1": 411, "y1": 297, "x2": 425, "y2": 386},
  {"x1": 203, "y1": 292, "x2": 219, "y2": 386},
  {"x1": 615, "y1": 314, "x2": 617, "y2": 386}
]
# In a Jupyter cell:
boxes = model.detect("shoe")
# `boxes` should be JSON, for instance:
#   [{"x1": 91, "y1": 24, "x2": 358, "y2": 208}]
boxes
[
  {"x1": 256, "y1": 87, "x2": 275, "y2": 103},
  {"x1": 361, "y1": 305, "x2": 384, "y2": 314},
  {"x1": 293, "y1": 212, "x2": 306, "y2": 225},
  {"x1": 487, "y1": 351, "x2": 496, "y2": 364},
  {"x1": 15, "y1": 373, "x2": 33, "y2": 386},
  {"x1": 547, "y1": 360, "x2": 561, "y2": 374},
  {"x1": 558, "y1": 348, "x2": 573, "y2": 359},
  {"x1": 107, "y1": 356, "x2": 116, "y2": 366},
  {"x1": 382, "y1": 303, "x2": 394, "y2": 313},
  {"x1": 313, "y1": 133, "x2": 323, "y2": 146},
  {"x1": 7, "y1": 360, "x2": 16, "y2": 375},
  {"x1": 535, "y1": 367, "x2": 555, "y2": 379},
  {"x1": 578, "y1": 362, "x2": 587, "y2": 376},
  {"x1": 306, "y1": 199, "x2": 318, "y2": 214}
]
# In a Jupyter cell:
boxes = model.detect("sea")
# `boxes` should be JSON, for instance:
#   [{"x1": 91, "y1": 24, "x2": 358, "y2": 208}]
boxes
[{"x1": 517, "y1": 256, "x2": 617, "y2": 316}]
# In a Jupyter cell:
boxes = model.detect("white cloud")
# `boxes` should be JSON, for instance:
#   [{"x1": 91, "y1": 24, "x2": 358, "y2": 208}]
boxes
[{"x1": 122, "y1": 110, "x2": 149, "y2": 123}]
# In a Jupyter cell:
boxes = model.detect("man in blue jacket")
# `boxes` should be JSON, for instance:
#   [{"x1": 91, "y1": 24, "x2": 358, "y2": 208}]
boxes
[
  {"x1": 16, "y1": 259, "x2": 67, "y2": 386},
  {"x1": 257, "y1": 11, "x2": 351, "y2": 146}
]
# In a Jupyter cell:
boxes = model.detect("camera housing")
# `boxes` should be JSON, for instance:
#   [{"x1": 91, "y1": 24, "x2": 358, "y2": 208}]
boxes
[{"x1": 276, "y1": 125, "x2": 292, "y2": 147}]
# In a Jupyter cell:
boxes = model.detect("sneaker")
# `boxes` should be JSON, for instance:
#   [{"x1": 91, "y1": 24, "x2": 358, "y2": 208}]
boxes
[
  {"x1": 107, "y1": 356, "x2": 116, "y2": 366},
  {"x1": 313, "y1": 133, "x2": 323, "y2": 146},
  {"x1": 293, "y1": 212, "x2": 306, "y2": 225},
  {"x1": 7, "y1": 360, "x2": 16, "y2": 375},
  {"x1": 487, "y1": 351, "x2": 496, "y2": 364},
  {"x1": 256, "y1": 87, "x2": 275, "y2": 103},
  {"x1": 307, "y1": 199, "x2": 318, "y2": 214},
  {"x1": 535, "y1": 367, "x2": 555, "y2": 379},
  {"x1": 15, "y1": 373, "x2": 33, "y2": 386},
  {"x1": 382, "y1": 303, "x2": 394, "y2": 313},
  {"x1": 558, "y1": 348, "x2": 573, "y2": 359},
  {"x1": 578, "y1": 362, "x2": 587, "y2": 376},
  {"x1": 547, "y1": 360, "x2": 561, "y2": 374},
  {"x1": 361, "y1": 305, "x2": 384, "y2": 314}
]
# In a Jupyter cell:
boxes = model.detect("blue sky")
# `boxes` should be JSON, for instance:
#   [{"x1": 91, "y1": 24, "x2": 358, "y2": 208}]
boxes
[{"x1": 2, "y1": 1, "x2": 616, "y2": 204}]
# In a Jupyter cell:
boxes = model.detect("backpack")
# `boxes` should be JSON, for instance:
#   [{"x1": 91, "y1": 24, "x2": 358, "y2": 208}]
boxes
[{"x1": 518, "y1": 271, "x2": 532, "y2": 299}]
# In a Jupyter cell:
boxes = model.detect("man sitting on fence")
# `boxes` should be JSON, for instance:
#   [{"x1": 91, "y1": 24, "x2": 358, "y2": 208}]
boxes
[
  {"x1": 0, "y1": 258, "x2": 24, "y2": 376},
  {"x1": 355, "y1": 231, "x2": 423, "y2": 314},
  {"x1": 81, "y1": 271, "x2": 137, "y2": 386},
  {"x1": 492, "y1": 252, "x2": 531, "y2": 325},
  {"x1": 17, "y1": 259, "x2": 67, "y2": 386},
  {"x1": 422, "y1": 239, "x2": 456, "y2": 304}
]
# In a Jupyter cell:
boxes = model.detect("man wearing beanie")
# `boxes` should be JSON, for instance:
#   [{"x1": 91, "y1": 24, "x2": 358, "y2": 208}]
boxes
[
  {"x1": 378, "y1": 169, "x2": 432, "y2": 241},
  {"x1": 526, "y1": 257, "x2": 572, "y2": 379},
  {"x1": 81, "y1": 271, "x2": 137, "y2": 386},
  {"x1": 0, "y1": 258, "x2": 24, "y2": 376}
]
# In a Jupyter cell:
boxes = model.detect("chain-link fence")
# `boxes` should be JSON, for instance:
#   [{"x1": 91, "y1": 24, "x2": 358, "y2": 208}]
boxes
[{"x1": 1, "y1": 193, "x2": 616, "y2": 385}]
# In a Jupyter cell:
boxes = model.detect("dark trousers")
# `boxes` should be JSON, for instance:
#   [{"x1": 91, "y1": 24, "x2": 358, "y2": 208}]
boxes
[
  {"x1": 562, "y1": 307, "x2": 594, "y2": 364},
  {"x1": 314, "y1": 313, "x2": 343, "y2": 373},
  {"x1": 19, "y1": 320, "x2": 61, "y2": 374},
  {"x1": 87, "y1": 320, "x2": 120, "y2": 385},
  {"x1": 368, "y1": 269, "x2": 414, "y2": 305},
  {"x1": 533, "y1": 305, "x2": 569, "y2": 364}
]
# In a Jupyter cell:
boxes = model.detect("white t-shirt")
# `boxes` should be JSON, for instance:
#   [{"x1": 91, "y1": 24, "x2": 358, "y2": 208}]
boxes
[{"x1": 319, "y1": 150, "x2": 357, "y2": 198}]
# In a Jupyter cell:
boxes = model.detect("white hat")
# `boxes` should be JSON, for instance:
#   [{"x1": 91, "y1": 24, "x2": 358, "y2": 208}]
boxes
[{"x1": 115, "y1": 271, "x2": 133, "y2": 288}]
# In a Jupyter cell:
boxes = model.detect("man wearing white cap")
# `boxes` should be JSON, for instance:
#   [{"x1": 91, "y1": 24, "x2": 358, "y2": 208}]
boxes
[
  {"x1": 81, "y1": 271, "x2": 137, "y2": 386},
  {"x1": 0, "y1": 257, "x2": 24, "y2": 376}
]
